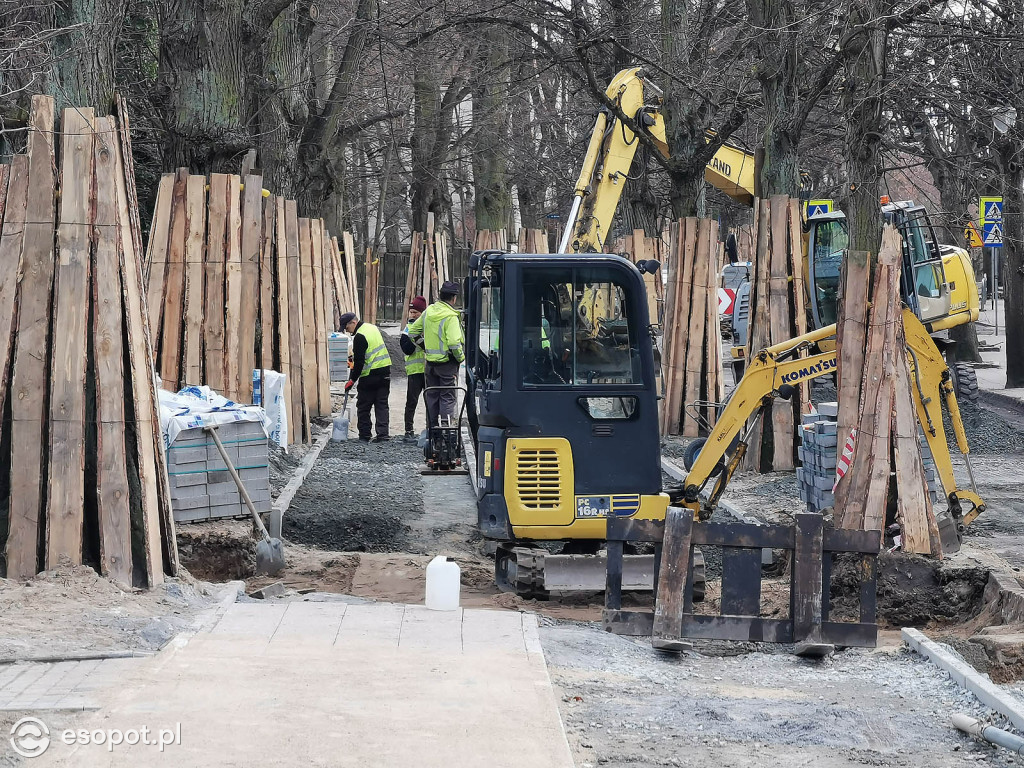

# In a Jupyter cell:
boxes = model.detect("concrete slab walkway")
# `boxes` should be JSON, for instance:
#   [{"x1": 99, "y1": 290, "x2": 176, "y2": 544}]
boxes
[{"x1": 35, "y1": 601, "x2": 574, "y2": 768}]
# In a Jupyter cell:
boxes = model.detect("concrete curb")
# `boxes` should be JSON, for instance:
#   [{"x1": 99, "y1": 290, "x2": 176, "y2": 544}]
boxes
[
  {"x1": 269, "y1": 427, "x2": 331, "y2": 538},
  {"x1": 902, "y1": 627, "x2": 1024, "y2": 731}
]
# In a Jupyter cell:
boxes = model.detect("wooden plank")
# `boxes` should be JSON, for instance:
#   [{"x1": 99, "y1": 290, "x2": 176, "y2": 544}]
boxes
[
  {"x1": 604, "y1": 539, "x2": 624, "y2": 611},
  {"x1": 793, "y1": 512, "x2": 833, "y2": 655},
  {"x1": 46, "y1": 106, "x2": 96, "y2": 569},
  {"x1": 743, "y1": 198, "x2": 771, "y2": 472},
  {"x1": 159, "y1": 169, "x2": 189, "y2": 389},
  {"x1": 702, "y1": 220, "x2": 722, "y2": 428},
  {"x1": 0, "y1": 164, "x2": 8, "y2": 222},
  {"x1": 401, "y1": 232, "x2": 422, "y2": 330},
  {"x1": 681, "y1": 615, "x2": 793, "y2": 643},
  {"x1": 0, "y1": 157, "x2": 29, "y2": 434},
  {"x1": 768, "y1": 196, "x2": 794, "y2": 469},
  {"x1": 182, "y1": 174, "x2": 206, "y2": 386},
  {"x1": 223, "y1": 175, "x2": 243, "y2": 402},
  {"x1": 682, "y1": 219, "x2": 709, "y2": 437},
  {"x1": 285, "y1": 203, "x2": 309, "y2": 441},
  {"x1": 145, "y1": 174, "x2": 174, "y2": 341},
  {"x1": 720, "y1": 547, "x2": 762, "y2": 616},
  {"x1": 660, "y1": 223, "x2": 680, "y2": 434},
  {"x1": 204, "y1": 174, "x2": 230, "y2": 394},
  {"x1": 602, "y1": 609, "x2": 654, "y2": 637},
  {"x1": 426, "y1": 213, "x2": 439, "y2": 300},
  {"x1": 329, "y1": 236, "x2": 348, "y2": 330},
  {"x1": 840, "y1": 227, "x2": 902, "y2": 533},
  {"x1": 1, "y1": 149, "x2": 42, "y2": 579},
  {"x1": 298, "y1": 218, "x2": 318, "y2": 420},
  {"x1": 311, "y1": 220, "x2": 331, "y2": 415},
  {"x1": 238, "y1": 175, "x2": 262, "y2": 403},
  {"x1": 260, "y1": 196, "x2": 275, "y2": 368},
  {"x1": 112, "y1": 114, "x2": 172, "y2": 584},
  {"x1": 652, "y1": 507, "x2": 694, "y2": 641},
  {"x1": 788, "y1": 200, "x2": 810, "y2": 412},
  {"x1": 91, "y1": 117, "x2": 132, "y2": 585},
  {"x1": 342, "y1": 231, "x2": 358, "y2": 312},
  {"x1": 273, "y1": 197, "x2": 295, "y2": 441},
  {"x1": 891, "y1": 317, "x2": 939, "y2": 556},
  {"x1": 832, "y1": 245, "x2": 871, "y2": 516}
]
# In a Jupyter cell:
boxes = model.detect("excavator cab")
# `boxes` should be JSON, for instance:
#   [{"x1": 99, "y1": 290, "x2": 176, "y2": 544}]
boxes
[
  {"x1": 806, "y1": 202, "x2": 954, "y2": 328},
  {"x1": 466, "y1": 251, "x2": 669, "y2": 591}
]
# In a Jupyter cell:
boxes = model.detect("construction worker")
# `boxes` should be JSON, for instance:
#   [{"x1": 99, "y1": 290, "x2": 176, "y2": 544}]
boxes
[
  {"x1": 409, "y1": 281, "x2": 464, "y2": 427},
  {"x1": 400, "y1": 296, "x2": 427, "y2": 440},
  {"x1": 339, "y1": 312, "x2": 392, "y2": 442}
]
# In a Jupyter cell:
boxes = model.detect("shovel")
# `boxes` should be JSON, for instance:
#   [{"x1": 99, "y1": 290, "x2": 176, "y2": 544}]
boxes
[
  {"x1": 332, "y1": 392, "x2": 352, "y2": 440},
  {"x1": 204, "y1": 425, "x2": 285, "y2": 576}
]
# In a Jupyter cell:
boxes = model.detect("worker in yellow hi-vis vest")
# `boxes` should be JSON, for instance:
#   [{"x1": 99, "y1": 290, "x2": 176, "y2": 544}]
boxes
[
  {"x1": 400, "y1": 295, "x2": 427, "y2": 439},
  {"x1": 409, "y1": 281, "x2": 464, "y2": 426},
  {"x1": 340, "y1": 312, "x2": 392, "y2": 442}
]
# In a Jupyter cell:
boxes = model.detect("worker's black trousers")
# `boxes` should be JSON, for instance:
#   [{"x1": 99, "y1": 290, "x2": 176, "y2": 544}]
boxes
[
  {"x1": 404, "y1": 372, "x2": 425, "y2": 434},
  {"x1": 356, "y1": 372, "x2": 391, "y2": 439},
  {"x1": 425, "y1": 360, "x2": 459, "y2": 426}
]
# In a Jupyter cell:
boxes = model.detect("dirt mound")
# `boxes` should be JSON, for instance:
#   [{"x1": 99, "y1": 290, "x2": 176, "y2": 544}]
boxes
[
  {"x1": 0, "y1": 561, "x2": 219, "y2": 660},
  {"x1": 177, "y1": 519, "x2": 257, "y2": 581},
  {"x1": 830, "y1": 551, "x2": 988, "y2": 627}
]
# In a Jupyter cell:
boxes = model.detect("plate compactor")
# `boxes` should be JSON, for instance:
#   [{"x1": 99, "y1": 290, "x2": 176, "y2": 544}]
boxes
[{"x1": 422, "y1": 385, "x2": 469, "y2": 476}]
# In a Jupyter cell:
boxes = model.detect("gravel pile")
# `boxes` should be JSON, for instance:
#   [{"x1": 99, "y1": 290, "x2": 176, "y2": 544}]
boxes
[
  {"x1": 946, "y1": 399, "x2": 1024, "y2": 454},
  {"x1": 282, "y1": 438, "x2": 424, "y2": 552}
]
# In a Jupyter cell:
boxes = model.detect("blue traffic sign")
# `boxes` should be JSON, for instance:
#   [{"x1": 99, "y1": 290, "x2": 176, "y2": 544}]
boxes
[{"x1": 983, "y1": 220, "x2": 1004, "y2": 248}]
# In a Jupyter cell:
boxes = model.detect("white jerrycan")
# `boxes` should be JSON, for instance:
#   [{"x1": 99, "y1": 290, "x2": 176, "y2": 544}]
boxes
[{"x1": 425, "y1": 556, "x2": 461, "y2": 610}]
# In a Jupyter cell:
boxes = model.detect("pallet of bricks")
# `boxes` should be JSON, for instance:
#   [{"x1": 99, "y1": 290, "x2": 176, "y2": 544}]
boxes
[
  {"x1": 166, "y1": 419, "x2": 271, "y2": 523},
  {"x1": 145, "y1": 170, "x2": 361, "y2": 446},
  {"x1": 0, "y1": 96, "x2": 176, "y2": 585},
  {"x1": 660, "y1": 218, "x2": 724, "y2": 436}
]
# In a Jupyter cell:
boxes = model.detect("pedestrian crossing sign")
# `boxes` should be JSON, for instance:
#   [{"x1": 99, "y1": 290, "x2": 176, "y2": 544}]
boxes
[
  {"x1": 806, "y1": 199, "x2": 834, "y2": 217},
  {"x1": 983, "y1": 221, "x2": 1004, "y2": 247},
  {"x1": 965, "y1": 222, "x2": 983, "y2": 248},
  {"x1": 980, "y1": 196, "x2": 1003, "y2": 224}
]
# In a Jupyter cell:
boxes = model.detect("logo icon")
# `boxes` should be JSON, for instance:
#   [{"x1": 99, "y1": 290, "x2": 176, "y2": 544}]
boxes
[{"x1": 10, "y1": 717, "x2": 50, "y2": 758}]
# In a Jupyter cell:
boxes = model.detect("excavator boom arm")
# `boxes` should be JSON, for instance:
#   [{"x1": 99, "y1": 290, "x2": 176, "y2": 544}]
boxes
[{"x1": 681, "y1": 308, "x2": 985, "y2": 534}]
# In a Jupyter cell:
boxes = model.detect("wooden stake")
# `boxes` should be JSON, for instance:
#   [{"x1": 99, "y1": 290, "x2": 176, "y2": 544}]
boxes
[
  {"x1": 768, "y1": 195, "x2": 794, "y2": 469},
  {"x1": 5, "y1": 95, "x2": 56, "y2": 579},
  {"x1": 159, "y1": 169, "x2": 189, "y2": 389},
  {"x1": 223, "y1": 175, "x2": 243, "y2": 402},
  {"x1": 91, "y1": 116, "x2": 132, "y2": 584},
  {"x1": 238, "y1": 175, "x2": 262, "y2": 403},
  {"x1": 182, "y1": 174, "x2": 206, "y2": 386},
  {"x1": 145, "y1": 174, "x2": 174, "y2": 341},
  {"x1": 204, "y1": 174, "x2": 229, "y2": 394},
  {"x1": 47, "y1": 106, "x2": 96, "y2": 569}
]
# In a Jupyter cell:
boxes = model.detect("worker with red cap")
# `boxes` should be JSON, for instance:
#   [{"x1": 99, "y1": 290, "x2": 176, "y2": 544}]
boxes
[{"x1": 400, "y1": 296, "x2": 427, "y2": 439}]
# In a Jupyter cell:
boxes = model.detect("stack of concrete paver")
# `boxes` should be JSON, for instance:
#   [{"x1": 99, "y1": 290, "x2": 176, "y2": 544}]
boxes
[
  {"x1": 167, "y1": 421, "x2": 271, "y2": 523},
  {"x1": 328, "y1": 333, "x2": 349, "y2": 383},
  {"x1": 796, "y1": 402, "x2": 839, "y2": 513}
]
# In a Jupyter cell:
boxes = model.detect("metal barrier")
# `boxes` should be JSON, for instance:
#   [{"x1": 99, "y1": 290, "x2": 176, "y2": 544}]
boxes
[{"x1": 603, "y1": 509, "x2": 879, "y2": 655}]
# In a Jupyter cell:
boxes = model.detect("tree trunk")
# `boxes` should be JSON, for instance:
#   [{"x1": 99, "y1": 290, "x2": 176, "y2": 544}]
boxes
[
  {"x1": 660, "y1": 0, "x2": 714, "y2": 219},
  {"x1": 54, "y1": 0, "x2": 129, "y2": 111},
  {"x1": 471, "y1": 26, "x2": 512, "y2": 232},
  {"x1": 410, "y1": 54, "x2": 450, "y2": 232},
  {"x1": 155, "y1": 0, "x2": 251, "y2": 172},
  {"x1": 748, "y1": 0, "x2": 800, "y2": 196},
  {"x1": 999, "y1": 136, "x2": 1024, "y2": 387},
  {"x1": 841, "y1": 9, "x2": 888, "y2": 258}
]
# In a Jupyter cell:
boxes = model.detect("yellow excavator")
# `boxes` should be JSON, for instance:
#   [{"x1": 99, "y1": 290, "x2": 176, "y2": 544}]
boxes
[
  {"x1": 561, "y1": 67, "x2": 981, "y2": 398},
  {"x1": 463, "y1": 67, "x2": 986, "y2": 597}
]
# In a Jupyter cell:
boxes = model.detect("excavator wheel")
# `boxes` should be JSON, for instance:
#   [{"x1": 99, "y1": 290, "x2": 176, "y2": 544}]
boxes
[
  {"x1": 682, "y1": 438, "x2": 725, "y2": 478},
  {"x1": 691, "y1": 548, "x2": 706, "y2": 603},
  {"x1": 950, "y1": 362, "x2": 980, "y2": 404}
]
